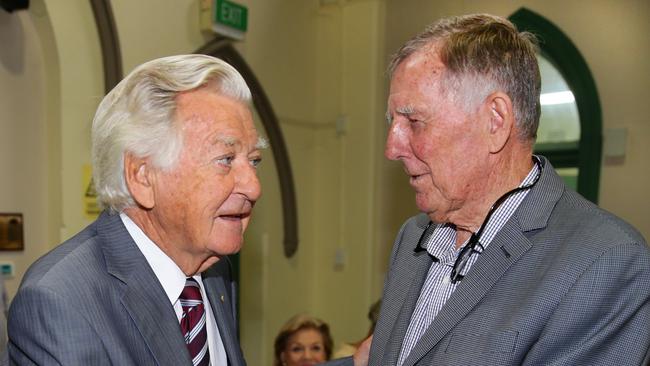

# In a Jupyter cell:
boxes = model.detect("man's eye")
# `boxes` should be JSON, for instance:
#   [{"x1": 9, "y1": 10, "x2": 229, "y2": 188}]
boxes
[
  {"x1": 250, "y1": 157, "x2": 262, "y2": 168},
  {"x1": 408, "y1": 118, "x2": 426, "y2": 128},
  {"x1": 216, "y1": 156, "x2": 234, "y2": 166}
]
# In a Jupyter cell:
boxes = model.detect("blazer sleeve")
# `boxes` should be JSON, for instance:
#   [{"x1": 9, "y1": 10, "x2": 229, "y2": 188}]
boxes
[
  {"x1": 8, "y1": 285, "x2": 112, "y2": 366},
  {"x1": 522, "y1": 241, "x2": 650, "y2": 365}
]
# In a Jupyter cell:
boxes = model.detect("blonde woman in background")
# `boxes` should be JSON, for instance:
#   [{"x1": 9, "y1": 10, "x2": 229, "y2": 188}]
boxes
[{"x1": 274, "y1": 314, "x2": 333, "y2": 366}]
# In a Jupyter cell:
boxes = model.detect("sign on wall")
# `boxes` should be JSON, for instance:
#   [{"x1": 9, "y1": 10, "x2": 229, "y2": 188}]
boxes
[
  {"x1": 200, "y1": 0, "x2": 248, "y2": 40},
  {"x1": 0, "y1": 213, "x2": 24, "y2": 251},
  {"x1": 83, "y1": 165, "x2": 101, "y2": 220}
]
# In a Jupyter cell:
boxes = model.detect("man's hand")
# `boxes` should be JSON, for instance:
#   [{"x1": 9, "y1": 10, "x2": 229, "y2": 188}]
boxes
[{"x1": 353, "y1": 335, "x2": 372, "y2": 366}]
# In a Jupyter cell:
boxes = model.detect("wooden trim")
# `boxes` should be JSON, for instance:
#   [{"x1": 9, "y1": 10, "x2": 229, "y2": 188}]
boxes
[{"x1": 89, "y1": 0, "x2": 123, "y2": 93}]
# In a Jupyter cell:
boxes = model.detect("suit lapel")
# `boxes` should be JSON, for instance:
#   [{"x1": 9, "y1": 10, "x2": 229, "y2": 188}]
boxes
[
  {"x1": 203, "y1": 260, "x2": 245, "y2": 366},
  {"x1": 372, "y1": 215, "x2": 434, "y2": 365},
  {"x1": 401, "y1": 157, "x2": 565, "y2": 366},
  {"x1": 383, "y1": 250, "x2": 434, "y2": 364},
  {"x1": 401, "y1": 226, "x2": 533, "y2": 366},
  {"x1": 98, "y1": 212, "x2": 191, "y2": 366},
  {"x1": 121, "y1": 274, "x2": 191, "y2": 365}
]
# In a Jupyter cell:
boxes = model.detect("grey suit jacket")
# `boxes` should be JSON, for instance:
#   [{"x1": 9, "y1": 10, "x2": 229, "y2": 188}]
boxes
[
  {"x1": 7, "y1": 211, "x2": 246, "y2": 365},
  {"x1": 366, "y1": 157, "x2": 650, "y2": 365}
]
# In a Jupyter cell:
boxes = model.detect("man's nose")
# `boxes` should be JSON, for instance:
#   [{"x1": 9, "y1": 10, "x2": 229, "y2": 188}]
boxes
[
  {"x1": 385, "y1": 121, "x2": 407, "y2": 161},
  {"x1": 237, "y1": 163, "x2": 262, "y2": 201}
]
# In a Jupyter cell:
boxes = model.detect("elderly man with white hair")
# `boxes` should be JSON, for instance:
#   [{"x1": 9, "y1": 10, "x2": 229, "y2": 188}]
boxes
[{"x1": 8, "y1": 54, "x2": 265, "y2": 366}]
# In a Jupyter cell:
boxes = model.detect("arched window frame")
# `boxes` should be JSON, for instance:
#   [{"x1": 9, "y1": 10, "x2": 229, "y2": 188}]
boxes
[{"x1": 510, "y1": 8, "x2": 602, "y2": 203}]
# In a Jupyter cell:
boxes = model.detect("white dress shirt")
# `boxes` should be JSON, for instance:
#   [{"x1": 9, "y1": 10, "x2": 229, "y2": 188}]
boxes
[{"x1": 120, "y1": 213, "x2": 227, "y2": 366}]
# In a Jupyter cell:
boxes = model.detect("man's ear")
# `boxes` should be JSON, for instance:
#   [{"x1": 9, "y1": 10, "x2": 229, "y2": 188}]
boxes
[
  {"x1": 124, "y1": 153, "x2": 155, "y2": 209},
  {"x1": 484, "y1": 91, "x2": 515, "y2": 153}
]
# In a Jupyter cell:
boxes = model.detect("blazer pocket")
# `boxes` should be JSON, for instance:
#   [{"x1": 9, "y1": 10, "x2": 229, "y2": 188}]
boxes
[{"x1": 445, "y1": 329, "x2": 519, "y2": 354}]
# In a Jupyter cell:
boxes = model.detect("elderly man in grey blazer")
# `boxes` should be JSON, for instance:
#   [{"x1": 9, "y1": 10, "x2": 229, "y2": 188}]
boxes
[
  {"x1": 329, "y1": 13, "x2": 650, "y2": 366},
  {"x1": 8, "y1": 54, "x2": 265, "y2": 365}
]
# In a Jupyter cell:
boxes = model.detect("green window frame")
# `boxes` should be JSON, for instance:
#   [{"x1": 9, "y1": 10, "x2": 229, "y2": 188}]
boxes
[{"x1": 510, "y1": 8, "x2": 602, "y2": 203}]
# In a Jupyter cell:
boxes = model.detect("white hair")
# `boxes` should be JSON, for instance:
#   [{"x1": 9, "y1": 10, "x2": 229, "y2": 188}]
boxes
[{"x1": 92, "y1": 54, "x2": 252, "y2": 212}]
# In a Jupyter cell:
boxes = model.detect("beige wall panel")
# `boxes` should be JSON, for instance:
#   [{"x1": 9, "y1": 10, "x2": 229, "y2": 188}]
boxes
[
  {"x1": 44, "y1": 0, "x2": 103, "y2": 241},
  {"x1": 111, "y1": 0, "x2": 209, "y2": 72},
  {"x1": 0, "y1": 5, "x2": 51, "y2": 301},
  {"x1": 235, "y1": 1, "x2": 321, "y2": 363},
  {"x1": 312, "y1": 0, "x2": 386, "y2": 349},
  {"x1": 239, "y1": 0, "x2": 386, "y2": 362}
]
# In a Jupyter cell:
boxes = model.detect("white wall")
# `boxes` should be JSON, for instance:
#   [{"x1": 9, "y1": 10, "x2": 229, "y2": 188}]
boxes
[
  {"x1": 0, "y1": 0, "x2": 60, "y2": 302},
  {"x1": 43, "y1": 0, "x2": 103, "y2": 244},
  {"x1": 233, "y1": 1, "x2": 387, "y2": 363}
]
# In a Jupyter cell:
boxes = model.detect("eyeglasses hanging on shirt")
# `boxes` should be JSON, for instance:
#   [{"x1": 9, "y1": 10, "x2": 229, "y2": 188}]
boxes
[{"x1": 414, "y1": 156, "x2": 543, "y2": 284}]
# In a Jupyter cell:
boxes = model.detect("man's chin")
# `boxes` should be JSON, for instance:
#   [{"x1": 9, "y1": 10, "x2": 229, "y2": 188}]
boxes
[
  {"x1": 417, "y1": 205, "x2": 445, "y2": 223},
  {"x1": 415, "y1": 196, "x2": 434, "y2": 215},
  {"x1": 209, "y1": 239, "x2": 244, "y2": 257},
  {"x1": 197, "y1": 256, "x2": 222, "y2": 273}
]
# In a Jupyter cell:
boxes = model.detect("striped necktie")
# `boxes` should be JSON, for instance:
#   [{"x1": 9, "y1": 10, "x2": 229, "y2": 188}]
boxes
[{"x1": 179, "y1": 278, "x2": 210, "y2": 366}]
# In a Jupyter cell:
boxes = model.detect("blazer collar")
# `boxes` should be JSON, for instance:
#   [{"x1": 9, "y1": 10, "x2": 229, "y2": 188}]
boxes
[
  {"x1": 373, "y1": 214, "x2": 434, "y2": 365},
  {"x1": 515, "y1": 156, "x2": 565, "y2": 232},
  {"x1": 401, "y1": 157, "x2": 565, "y2": 366},
  {"x1": 97, "y1": 211, "x2": 192, "y2": 365}
]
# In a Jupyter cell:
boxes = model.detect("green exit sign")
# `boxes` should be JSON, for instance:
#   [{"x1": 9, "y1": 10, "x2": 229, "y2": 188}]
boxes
[{"x1": 214, "y1": 0, "x2": 248, "y2": 40}]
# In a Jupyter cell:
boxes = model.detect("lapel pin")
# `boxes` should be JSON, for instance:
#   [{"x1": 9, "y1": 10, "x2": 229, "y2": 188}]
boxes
[{"x1": 220, "y1": 295, "x2": 225, "y2": 303}]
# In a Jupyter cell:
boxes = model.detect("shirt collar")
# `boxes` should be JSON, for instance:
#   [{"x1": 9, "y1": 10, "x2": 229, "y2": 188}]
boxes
[
  {"x1": 120, "y1": 213, "x2": 187, "y2": 305},
  {"x1": 423, "y1": 160, "x2": 540, "y2": 258}
]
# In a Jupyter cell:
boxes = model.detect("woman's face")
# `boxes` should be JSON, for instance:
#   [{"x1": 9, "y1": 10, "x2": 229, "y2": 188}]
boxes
[{"x1": 280, "y1": 328, "x2": 328, "y2": 366}]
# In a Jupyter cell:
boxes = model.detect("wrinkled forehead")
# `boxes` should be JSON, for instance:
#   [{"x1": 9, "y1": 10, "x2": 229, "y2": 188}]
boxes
[
  {"x1": 389, "y1": 52, "x2": 446, "y2": 102},
  {"x1": 206, "y1": 118, "x2": 263, "y2": 150},
  {"x1": 175, "y1": 91, "x2": 261, "y2": 146},
  {"x1": 392, "y1": 46, "x2": 446, "y2": 83},
  {"x1": 392, "y1": 40, "x2": 444, "y2": 72}
]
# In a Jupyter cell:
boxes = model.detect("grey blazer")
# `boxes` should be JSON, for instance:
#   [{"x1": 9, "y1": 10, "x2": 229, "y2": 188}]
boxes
[
  {"x1": 359, "y1": 157, "x2": 650, "y2": 365},
  {"x1": 8, "y1": 211, "x2": 246, "y2": 366}
]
